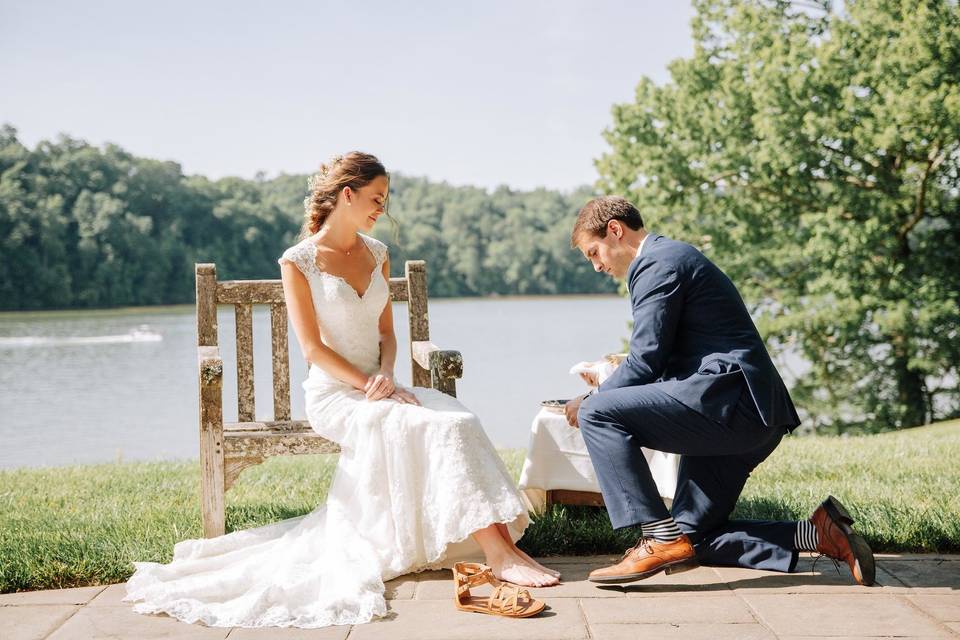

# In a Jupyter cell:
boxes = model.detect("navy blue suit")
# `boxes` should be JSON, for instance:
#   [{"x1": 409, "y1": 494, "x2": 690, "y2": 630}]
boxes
[{"x1": 578, "y1": 234, "x2": 802, "y2": 572}]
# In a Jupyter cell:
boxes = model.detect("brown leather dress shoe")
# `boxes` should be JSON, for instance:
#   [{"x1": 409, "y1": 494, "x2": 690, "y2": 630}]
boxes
[
  {"x1": 588, "y1": 535, "x2": 699, "y2": 584},
  {"x1": 810, "y1": 495, "x2": 876, "y2": 586}
]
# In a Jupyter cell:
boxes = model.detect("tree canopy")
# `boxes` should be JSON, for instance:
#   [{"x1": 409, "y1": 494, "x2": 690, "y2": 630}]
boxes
[
  {"x1": 597, "y1": 0, "x2": 960, "y2": 431},
  {"x1": 0, "y1": 126, "x2": 614, "y2": 312}
]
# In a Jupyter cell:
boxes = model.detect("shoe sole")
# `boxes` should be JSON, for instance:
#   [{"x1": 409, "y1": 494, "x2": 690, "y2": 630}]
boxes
[
  {"x1": 821, "y1": 495, "x2": 876, "y2": 586},
  {"x1": 823, "y1": 495, "x2": 855, "y2": 526},
  {"x1": 588, "y1": 557, "x2": 699, "y2": 584}
]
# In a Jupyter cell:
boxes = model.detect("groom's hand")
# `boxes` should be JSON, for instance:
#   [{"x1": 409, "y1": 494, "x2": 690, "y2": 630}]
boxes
[{"x1": 565, "y1": 394, "x2": 587, "y2": 428}]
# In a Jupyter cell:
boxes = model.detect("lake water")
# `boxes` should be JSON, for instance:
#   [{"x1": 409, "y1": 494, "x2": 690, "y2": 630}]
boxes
[{"x1": 0, "y1": 296, "x2": 634, "y2": 469}]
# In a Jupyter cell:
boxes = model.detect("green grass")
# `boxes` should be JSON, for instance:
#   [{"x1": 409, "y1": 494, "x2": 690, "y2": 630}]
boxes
[{"x1": 2, "y1": 420, "x2": 958, "y2": 593}]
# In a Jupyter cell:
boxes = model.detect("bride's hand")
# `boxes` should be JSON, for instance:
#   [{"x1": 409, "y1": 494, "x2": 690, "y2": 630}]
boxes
[
  {"x1": 364, "y1": 373, "x2": 395, "y2": 401},
  {"x1": 389, "y1": 388, "x2": 421, "y2": 406}
]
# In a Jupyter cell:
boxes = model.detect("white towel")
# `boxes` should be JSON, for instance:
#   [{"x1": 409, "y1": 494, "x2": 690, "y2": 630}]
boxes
[{"x1": 569, "y1": 359, "x2": 618, "y2": 387}]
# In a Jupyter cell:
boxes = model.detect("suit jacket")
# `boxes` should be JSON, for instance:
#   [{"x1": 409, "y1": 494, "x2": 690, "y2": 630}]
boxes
[{"x1": 598, "y1": 234, "x2": 800, "y2": 431}]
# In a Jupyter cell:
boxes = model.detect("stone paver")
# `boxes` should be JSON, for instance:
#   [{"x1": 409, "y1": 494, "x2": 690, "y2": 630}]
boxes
[
  {"x1": 739, "y1": 592, "x2": 953, "y2": 638},
  {"x1": 228, "y1": 626, "x2": 350, "y2": 639},
  {"x1": 713, "y1": 556, "x2": 907, "y2": 594},
  {"x1": 618, "y1": 565, "x2": 731, "y2": 596},
  {"x1": 86, "y1": 584, "x2": 128, "y2": 607},
  {"x1": 909, "y1": 594, "x2": 960, "y2": 622},
  {"x1": 1, "y1": 555, "x2": 957, "y2": 639},
  {"x1": 590, "y1": 622, "x2": 776, "y2": 640},
  {"x1": 882, "y1": 558, "x2": 960, "y2": 592},
  {"x1": 46, "y1": 604, "x2": 231, "y2": 639},
  {"x1": 350, "y1": 598, "x2": 588, "y2": 640},
  {"x1": 383, "y1": 575, "x2": 418, "y2": 600},
  {"x1": 582, "y1": 593, "x2": 755, "y2": 624},
  {"x1": 0, "y1": 605, "x2": 79, "y2": 640},
  {"x1": 0, "y1": 586, "x2": 105, "y2": 607}
]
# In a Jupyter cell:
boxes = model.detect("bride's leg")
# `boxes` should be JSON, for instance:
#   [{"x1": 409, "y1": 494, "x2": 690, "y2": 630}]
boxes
[
  {"x1": 493, "y1": 522, "x2": 561, "y2": 579},
  {"x1": 472, "y1": 525, "x2": 559, "y2": 587}
]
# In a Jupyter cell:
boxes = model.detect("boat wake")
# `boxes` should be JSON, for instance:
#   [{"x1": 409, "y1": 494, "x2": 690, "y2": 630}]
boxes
[{"x1": 0, "y1": 325, "x2": 163, "y2": 347}]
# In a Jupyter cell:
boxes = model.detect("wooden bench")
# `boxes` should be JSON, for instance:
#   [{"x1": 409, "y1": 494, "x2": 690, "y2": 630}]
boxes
[{"x1": 195, "y1": 260, "x2": 464, "y2": 538}]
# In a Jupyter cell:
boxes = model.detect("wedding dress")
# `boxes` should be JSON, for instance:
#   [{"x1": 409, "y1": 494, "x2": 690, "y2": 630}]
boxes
[{"x1": 124, "y1": 233, "x2": 529, "y2": 628}]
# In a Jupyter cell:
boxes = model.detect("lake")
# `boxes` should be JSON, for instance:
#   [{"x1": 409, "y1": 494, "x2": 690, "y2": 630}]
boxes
[{"x1": 0, "y1": 296, "x2": 633, "y2": 469}]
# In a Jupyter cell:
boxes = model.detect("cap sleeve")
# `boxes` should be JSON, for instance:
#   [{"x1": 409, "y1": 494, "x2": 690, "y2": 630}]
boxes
[
  {"x1": 362, "y1": 234, "x2": 389, "y2": 266},
  {"x1": 277, "y1": 242, "x2": 315, "y2": 275}
]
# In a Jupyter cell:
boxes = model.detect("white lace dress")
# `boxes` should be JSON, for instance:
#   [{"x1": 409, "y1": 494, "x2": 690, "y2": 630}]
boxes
[{"x1": 124, "y1": 233, "x2": 529, "y2": 628}]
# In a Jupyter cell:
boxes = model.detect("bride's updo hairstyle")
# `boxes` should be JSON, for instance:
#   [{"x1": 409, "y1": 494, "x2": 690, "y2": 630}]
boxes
[{"x1": 300, "y1": 152, "x2": 387, "y2": 239}]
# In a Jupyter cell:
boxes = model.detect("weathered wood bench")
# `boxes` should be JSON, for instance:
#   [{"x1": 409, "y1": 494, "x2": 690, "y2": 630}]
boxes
[{"x1": 195, "y1": 260, "x2": 464, "y2": 537}]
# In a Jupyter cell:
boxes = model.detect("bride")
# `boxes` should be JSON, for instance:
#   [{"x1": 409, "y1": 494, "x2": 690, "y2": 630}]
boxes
[{"x1": 123, "y1": 152, "x2": 558, "y2": 629}]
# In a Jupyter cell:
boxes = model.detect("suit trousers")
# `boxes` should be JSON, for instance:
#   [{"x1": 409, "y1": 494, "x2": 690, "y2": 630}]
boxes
[{"x1": 579, "y1": 379, "x2": 799, "y2": 572}]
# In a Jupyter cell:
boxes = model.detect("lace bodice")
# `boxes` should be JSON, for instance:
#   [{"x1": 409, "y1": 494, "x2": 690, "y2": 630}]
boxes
[{"x1": 278, "y1": 234, "x2": 389, "y2": 377}]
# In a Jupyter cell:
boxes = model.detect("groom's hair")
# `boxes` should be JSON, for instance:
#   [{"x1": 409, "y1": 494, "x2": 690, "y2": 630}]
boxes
[{"x1": 570, "y1": 196, "x2": 644, "y2": 247}]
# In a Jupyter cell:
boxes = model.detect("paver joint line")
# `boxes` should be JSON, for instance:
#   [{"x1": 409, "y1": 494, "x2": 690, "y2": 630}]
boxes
[
  {"x1": 896, "y1": 592, "x2": 960, "y2": 639},
  {"x1": 41, "y1": 599, "x2": 88, "y2": 640},
  {"x1": 724, "y1": 572, "x2": 783, "y2": 639},
  {"x1": 576, "y1": 597, "x2": 594, "y2": 640}
]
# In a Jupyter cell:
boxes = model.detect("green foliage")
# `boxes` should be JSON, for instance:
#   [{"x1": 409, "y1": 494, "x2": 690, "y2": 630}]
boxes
[
  {"x1": 2, "y1": 421, "x2": 958, "y2": 592},
  {"x1": 597, "y1": 0, "x2": 960, "y2": 431},
  {"x1": 0, "y1": 126, "x2": 612, "y2": 311}
]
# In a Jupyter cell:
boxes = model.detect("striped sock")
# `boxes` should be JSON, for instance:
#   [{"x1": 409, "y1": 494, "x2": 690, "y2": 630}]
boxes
[
  {"x1": 641, "y1": 517, "x2": 683, "y2": 542},
  {"x1": 795, "y1": 520, "x2": 819, "y2": 551}
]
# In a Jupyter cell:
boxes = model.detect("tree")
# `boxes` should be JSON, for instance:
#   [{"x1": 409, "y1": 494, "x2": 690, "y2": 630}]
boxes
[
  {"x1": 597, "y1": 0, "x2": 960, "y2": 431},
  {"x1": 0, "y1": 127, "x2": 615, "y2": 310}
]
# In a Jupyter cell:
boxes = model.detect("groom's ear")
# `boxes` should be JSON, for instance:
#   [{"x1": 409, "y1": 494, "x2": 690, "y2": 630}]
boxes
[{"x1": 607, "y1": 219, "x2": 624, "y2": 240}]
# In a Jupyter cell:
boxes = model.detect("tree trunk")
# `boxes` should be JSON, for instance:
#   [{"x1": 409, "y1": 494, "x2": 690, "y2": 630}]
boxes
[{"x1": 892, "y1": 340, "x2": 927, "y2": 428}]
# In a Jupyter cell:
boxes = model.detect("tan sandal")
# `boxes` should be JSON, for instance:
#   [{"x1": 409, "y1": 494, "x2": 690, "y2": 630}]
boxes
[{"x1": 452, "y1": 562, "x2": 546, "y2": 618}]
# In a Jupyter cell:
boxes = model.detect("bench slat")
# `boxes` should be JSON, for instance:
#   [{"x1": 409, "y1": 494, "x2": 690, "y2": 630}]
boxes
[
  {"x1": 406, "y1": 261, "x2": 431, "y2": 387},
  {"x1": 224, "y1": 419, "x2": 312, "y2": 433},
  {"x1": 388, "y1": 278, "x2": 408, "y2": 302},
  {"x1": 218, "y1": 281, "x2": 284, "y2": 304},
  {"x1": 217, "y1": 278, "x2": 409, "y2": 304},
  {"x1": 235, "y1": 304, "x2": 255, "y2": 422},
  {"x1": 223, "y1": 421, "x2": 340, "y2": 457},
  {"x1": 271, "y1": 304, "x2": 291, "y2": 421}
]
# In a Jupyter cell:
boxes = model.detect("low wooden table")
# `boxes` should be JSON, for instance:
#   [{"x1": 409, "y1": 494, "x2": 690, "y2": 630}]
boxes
[{"x1": 518, "y1": 406, "x2": 679, "y2": 512}]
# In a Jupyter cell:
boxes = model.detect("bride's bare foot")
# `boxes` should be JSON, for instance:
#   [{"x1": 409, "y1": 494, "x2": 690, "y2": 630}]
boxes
[
  {"x1": 488, "y1": 554, "x2": 560, "y2": 587},
  {"x1": 514, "y1": 547, "x2": 561, "y2": 579},
  {"x1": 492, "y1": 523, "x2": 561, "y2": 579}
]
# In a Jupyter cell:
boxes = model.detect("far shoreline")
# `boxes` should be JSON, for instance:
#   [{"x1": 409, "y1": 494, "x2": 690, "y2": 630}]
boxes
[{"x1": 0, "y1": 293, "x2": 624, "y2": 318}]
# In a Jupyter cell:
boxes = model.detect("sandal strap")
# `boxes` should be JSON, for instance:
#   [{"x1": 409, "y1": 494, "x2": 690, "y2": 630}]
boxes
[
  {"x1": 454, "y1": 562, "x2": 539, "y2": 616},
  {"x1": 454, "y1": 563, "x2": 498, "y2": 600},
  {"x1": 487, "y1": 583, "x2": 530, "y2": 614}
]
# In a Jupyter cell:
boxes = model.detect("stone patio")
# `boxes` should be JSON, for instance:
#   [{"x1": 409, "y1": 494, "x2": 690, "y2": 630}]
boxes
[{"x1": 1, "y1": 554, "x2": 957, "y2": 639}]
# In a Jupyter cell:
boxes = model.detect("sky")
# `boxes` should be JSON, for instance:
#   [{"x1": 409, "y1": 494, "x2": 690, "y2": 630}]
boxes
[{"x1": 1, "y1": 1, "x2": 695, "y2": 191}]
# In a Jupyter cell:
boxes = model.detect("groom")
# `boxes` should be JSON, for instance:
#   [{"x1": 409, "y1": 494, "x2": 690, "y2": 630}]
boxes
[{"x1": 565, "y1": 196, "x2": 875, "y2": 585}]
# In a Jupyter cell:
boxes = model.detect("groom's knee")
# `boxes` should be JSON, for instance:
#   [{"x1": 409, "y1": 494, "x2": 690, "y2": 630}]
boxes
[
  {"x1": 578, "y1": 395, "x2": 624, "y2": 444},
  {"x1": 578, "y1": 394, "x2": 604, "y2": 432}
]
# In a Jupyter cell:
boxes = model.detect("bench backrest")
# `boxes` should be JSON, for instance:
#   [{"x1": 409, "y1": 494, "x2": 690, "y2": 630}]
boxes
[{"x1": 194, "y1": 260, "x2": 433, "y2": 422}]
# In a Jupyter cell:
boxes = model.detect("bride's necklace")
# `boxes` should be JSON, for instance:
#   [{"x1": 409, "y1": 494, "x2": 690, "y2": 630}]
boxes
[{"x1": 326, "y1": 234, "x2": 360, "y2": 256}]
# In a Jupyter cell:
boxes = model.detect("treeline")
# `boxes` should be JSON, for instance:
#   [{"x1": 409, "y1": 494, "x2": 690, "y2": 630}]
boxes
[{"x1": 0, "y1": 125, "x2": 614, "y2": 310}]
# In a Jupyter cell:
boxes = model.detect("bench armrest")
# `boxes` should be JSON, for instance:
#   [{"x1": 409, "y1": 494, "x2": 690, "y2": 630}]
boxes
[
  {"x1": 411, "y1": 340, "x2": 463, "y2": 397},
  {"x1": 198, "y1": 345, "x2": 224, "y2": 386}
]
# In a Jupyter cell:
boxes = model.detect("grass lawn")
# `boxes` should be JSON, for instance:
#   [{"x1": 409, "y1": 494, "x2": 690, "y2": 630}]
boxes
[{"x1": 2, "y1": 419, "x2": 958, "y2": 593}]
